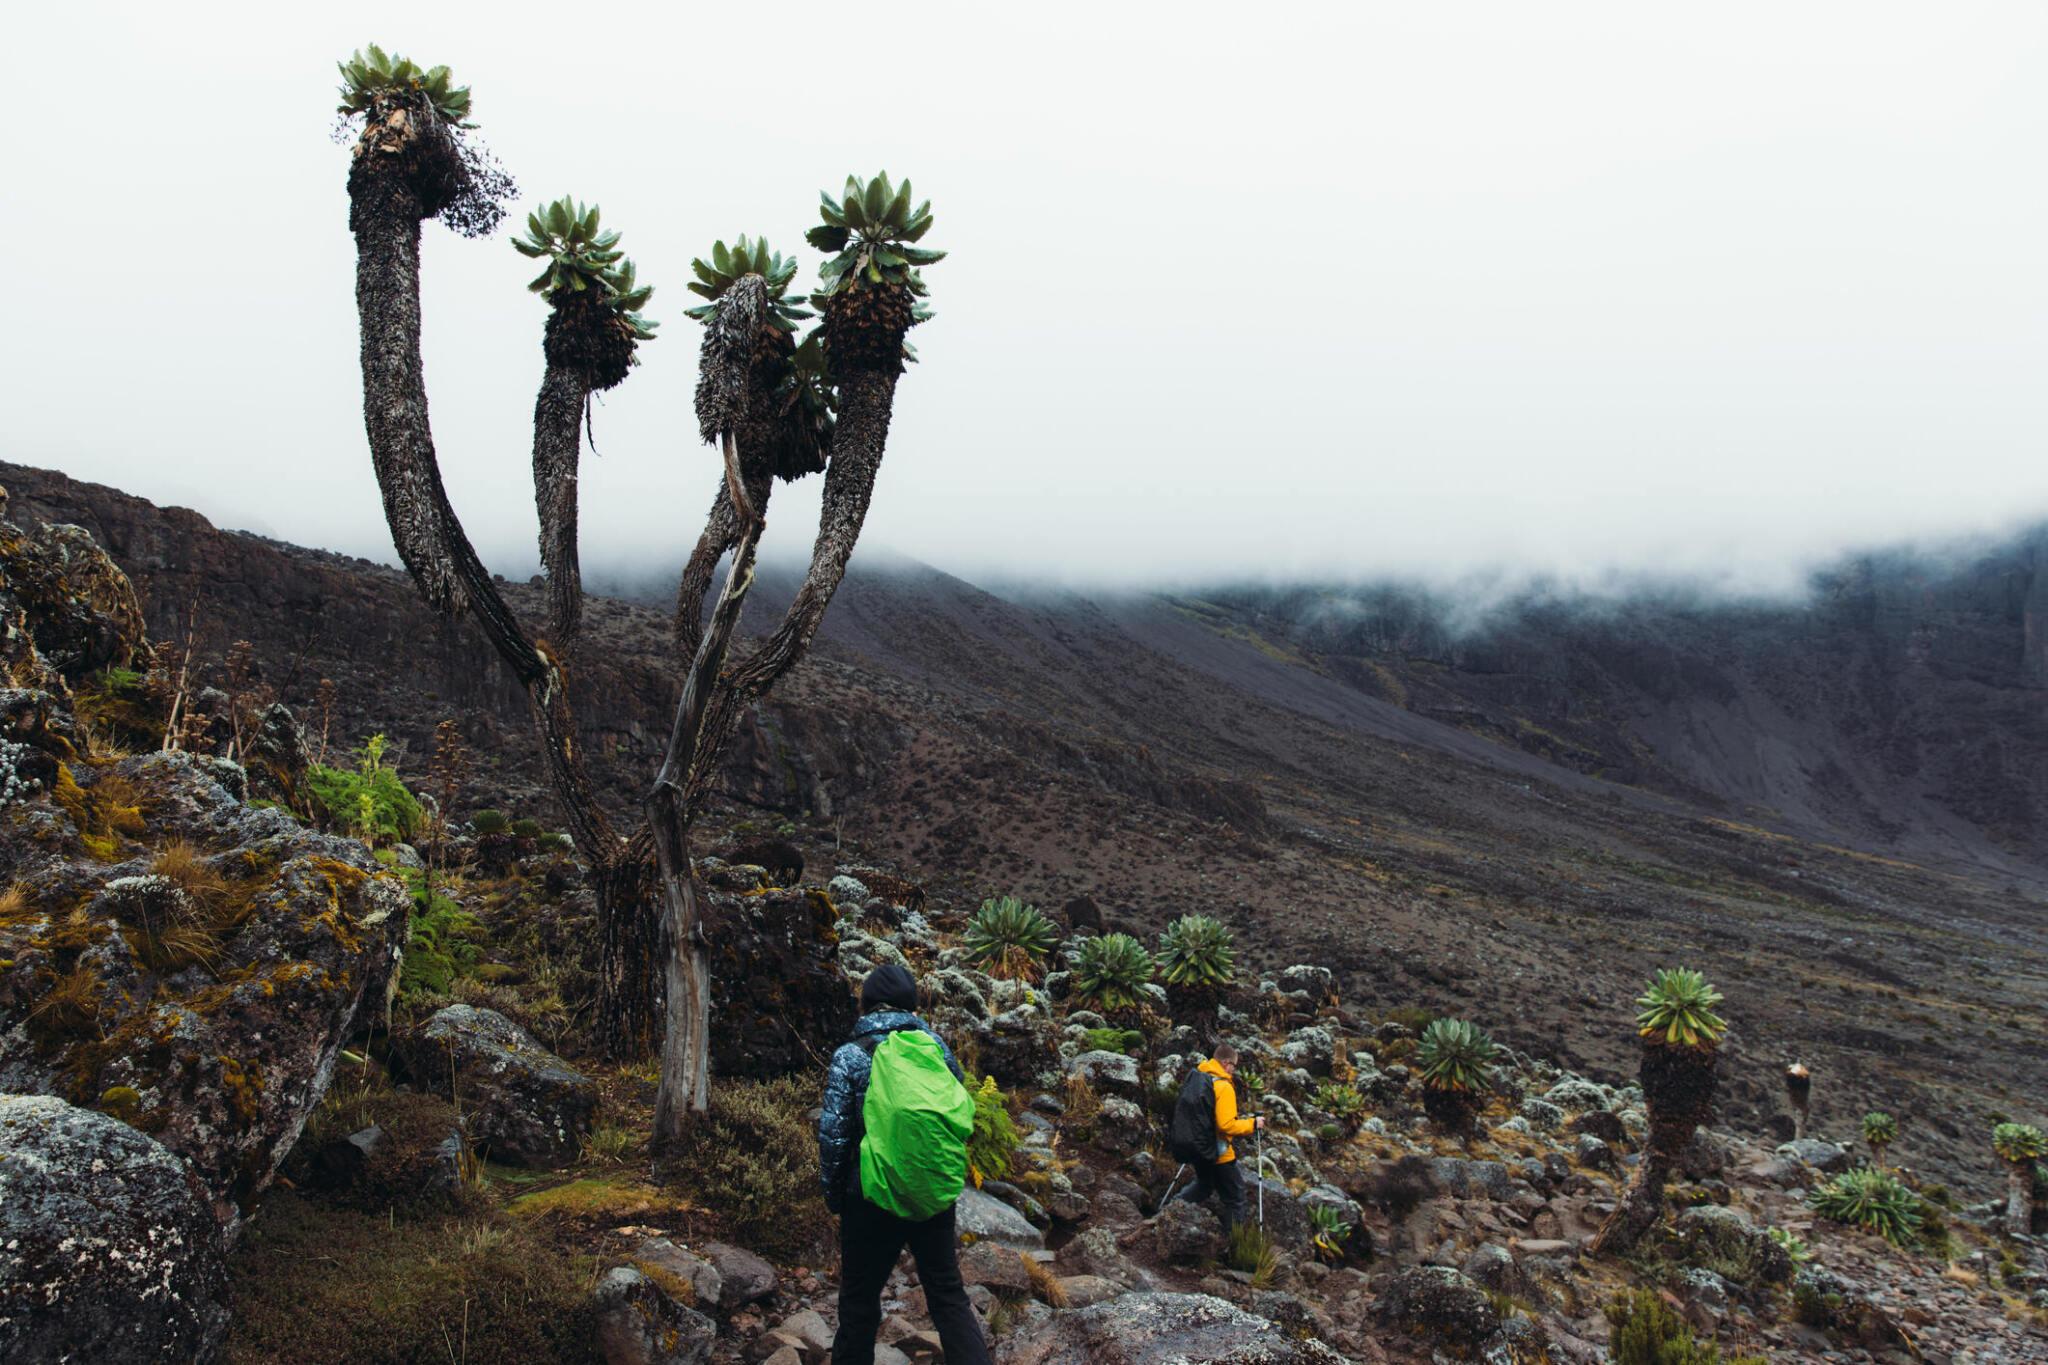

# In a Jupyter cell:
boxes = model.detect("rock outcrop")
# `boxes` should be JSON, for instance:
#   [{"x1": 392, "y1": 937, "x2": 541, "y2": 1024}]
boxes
[
  {"x1": 392, "y1": 1004, "x2": 596, "y2": 1166},
  {"x1": 996, "y1": 1291, "x2": 1345, "y2": 1364},
  {"x1": 0, "y1": 1093, "x2": 230, "y2": 1364}
]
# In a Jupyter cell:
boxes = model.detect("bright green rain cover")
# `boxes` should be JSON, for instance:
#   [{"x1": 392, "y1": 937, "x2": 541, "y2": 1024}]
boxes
[{"x1": 858, "y1": 1030, "x2": 973, "y2": 1220}]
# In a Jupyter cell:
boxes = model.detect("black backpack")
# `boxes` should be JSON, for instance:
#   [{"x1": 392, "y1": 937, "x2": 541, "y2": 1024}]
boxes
[{"x1": 1166, "y1": 1068, "x2": 1218, "y2": 1162}]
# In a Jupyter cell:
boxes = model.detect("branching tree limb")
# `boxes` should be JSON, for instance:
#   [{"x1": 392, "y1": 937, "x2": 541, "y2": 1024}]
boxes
[{"x1": 339, "y1": 52, "x2": 942, "y2": 1124}]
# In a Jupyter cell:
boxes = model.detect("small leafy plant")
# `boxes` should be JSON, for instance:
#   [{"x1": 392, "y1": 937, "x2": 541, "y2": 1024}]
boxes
[
  {"x1": 1308, "y1": 1203, "x2": 1353, "y2": 1262},
  {"x1": 400, "y1": 869, "x2": 483, "y2": 996},
  {"x1": 307, "y1": 734, "x2": 422, "y2": 846},
  {"x1": 1635, "y1": 969, "x2": 1727, "y2": 1047},
  {"x1": 1810, "y1": 1168, "x2": 1923, "y2": 1246},
  {"x1": 963, "y1": 896, "x2": 1059, "y2": 980},
  {"x1": 966, "y1": 1075, "x2": 1017, "y2": 1188},
  {"x1": 1767, "y1": 1226, "x2": 1813, "y2": 1265},
  {"x1": 1157, "y1": 914, "x2": 1235, "y2": 988},
  {"x1": 1068, "y1": 933, "x2": 1156, "y2": 1012},
  {"x1": 1081, "y1": 1027, "x2": 1145, "y2": 1056},
  {"x1": 1862, "y1": 1111, "x2": 1897, "y2": 1166}
]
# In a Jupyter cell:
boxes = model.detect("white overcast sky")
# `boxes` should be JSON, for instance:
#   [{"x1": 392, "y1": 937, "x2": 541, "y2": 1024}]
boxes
[{"x1": 4, "y1": 2, "x2": 2045, "y2": 593}]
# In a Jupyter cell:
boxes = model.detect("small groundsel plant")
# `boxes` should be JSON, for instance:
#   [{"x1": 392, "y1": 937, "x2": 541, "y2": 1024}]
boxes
[
  {"x1": 1862, "y1": 1111, "x2": 1898, "y2": 1165},
  {"x1": 1313, "y1": 1081, "x2": 1367, "y2": 1133},
  {"x1": 1416, "y1": 1017, "x2": 1497, "y2": 1133},
  {"x1": 1157, "y1": 914, "x2": 1235, "y2": 988},
  {"x1": 1635, "y1": 968, "x2": 1727, "y2": 1047},
  {"x1": 1767, "y1": 1226, "x2": 1813, "y2": 1265},
  {"x1": 963, "y1": 896, "x2": 1059, "y2": 980},
  {"x1": 1068, "y1": 932, "x2": 1156, "y2": 1012},
  {"x1": 1308, "y1": 1203, "x2": 1353, "y2": 1262},
  {"x1": 966, "y1": 1075, "x2": 1017, "y2": 1188},
  {"x1": 1993, "y1": 1121, "x2": 2046, "y2": 1164},
  {"x1": 1809, "y1": 1167, "x2": 1923, "y2": 1246},
  {"x1": 1417, "y1": 1018, "x2": 1499, "y2": 1091}
]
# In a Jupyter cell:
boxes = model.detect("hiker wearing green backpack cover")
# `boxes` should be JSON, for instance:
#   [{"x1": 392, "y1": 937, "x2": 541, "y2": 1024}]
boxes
[{"x1": 818, "y1": 964, "x2": 992, "y2": 1365}]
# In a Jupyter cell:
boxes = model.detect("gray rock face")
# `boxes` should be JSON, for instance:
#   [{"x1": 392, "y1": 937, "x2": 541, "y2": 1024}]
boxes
[
  {"x1": 1374, "y1": 1266, "x2": 1502, "y2": 1348},
  {"x1": 1150, "y1": 1198, "x2": 1225, "y2": 1263},
  {"x1": 0, "y1": 1094, "x2": 229, "y2": 1364},
  {"x1": 975, "y1": 1004, "x2": 1062, "y2": 1091},
  {"x1": 1671, "y1": 1205, "x2": 1793, "y2": 1285},
  {"x1": 997, "y1": 1291, "x2": 1345, "y2": 1364},
  {"x1": 394, "y1": 1004, "x2": 596, "y2": 1166},
  {"x1": 633, "y1": 1238, "x2": 722, "y2": 1309},
  {"x1": 956, "y1": 1186, "x2": 1046, "y2": 1248},
  {"x1": 592, "y1": 1266, "x2": 716, "y2": 1365},
  {"x1": 960, "y1": 1240, "x2": 1034, "y2": 1294},
  {"x1": 1092, "y1": 1096, "x2": 1150, "y2": 1153},
  {"x1": 1069, "y1": 1049, "x2": 1141, "y2": 1098},
  {"x1": 1278, "y1": 1025, "x2": 1337, "y2": 1075},
  {"x1": 1275, "y1": 965, "x2": 1335, "y2": 1001},
  {"x1": 1543, "y1": 1077, "x2": 1615, "y2": 1111},
  {"x1": 1776, "y1": 1138, "x2": 1851, "y2": 1173},
  {"x1": 699, "y1": 1241, "x2": 777, "y2": 1310}
]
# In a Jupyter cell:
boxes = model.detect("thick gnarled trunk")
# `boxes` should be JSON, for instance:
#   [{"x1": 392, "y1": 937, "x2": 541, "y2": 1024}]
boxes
[{"x1": 2007, "y1": 1163, "x2": 2035, "y2": 1237}]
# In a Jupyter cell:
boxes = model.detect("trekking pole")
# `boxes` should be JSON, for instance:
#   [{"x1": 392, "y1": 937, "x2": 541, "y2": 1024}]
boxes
[
  {"x1": 1160, "y1": 1162, "x2": 1188, "y2": 1209},
  {"x1": 1255, "y1": 1120, "x2": 1265, "y2": 1229}
]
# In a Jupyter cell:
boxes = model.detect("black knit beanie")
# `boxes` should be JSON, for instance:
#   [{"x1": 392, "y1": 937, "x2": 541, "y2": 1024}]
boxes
[{"x1": 860, "y1": 963, "x2": 919, "y2": 1013}]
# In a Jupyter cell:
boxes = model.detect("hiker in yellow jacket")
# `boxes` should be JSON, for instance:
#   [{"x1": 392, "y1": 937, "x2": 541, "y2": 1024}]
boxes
[{"x1": 1168, "y1": 1042, "x2": 1265, "y2": 1231}]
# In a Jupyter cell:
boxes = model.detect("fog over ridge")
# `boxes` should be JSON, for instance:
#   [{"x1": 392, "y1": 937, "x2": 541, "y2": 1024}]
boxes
[{"x1": 6, "y1": 3, "x2": 2045, "y2": 600}]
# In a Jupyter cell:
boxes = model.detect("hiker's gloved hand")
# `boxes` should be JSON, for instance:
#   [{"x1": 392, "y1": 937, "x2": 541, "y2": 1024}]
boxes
[{"x1": 1253, "y1": 1115, "x2": 1267, "y2": 1131}]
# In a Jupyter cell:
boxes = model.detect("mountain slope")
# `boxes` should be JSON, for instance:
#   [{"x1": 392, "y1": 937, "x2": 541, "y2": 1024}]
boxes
[{"x1": 3, "y1": 459, "x2": 2043, "y2": 1198}]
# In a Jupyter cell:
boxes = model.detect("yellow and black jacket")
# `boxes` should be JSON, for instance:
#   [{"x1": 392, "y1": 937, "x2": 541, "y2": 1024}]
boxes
[{"x1": 1196, "y1": 1057, "x2": 1257, "y2": 1163}]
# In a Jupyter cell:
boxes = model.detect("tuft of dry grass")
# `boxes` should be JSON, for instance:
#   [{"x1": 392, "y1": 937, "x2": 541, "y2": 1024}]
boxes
[
  {"x1": 1021, "y1": 1251, "x2": 1067, "y2": 1307},
  {"x1": 1062, "y1": 1073, "x2": 1103, "y2": 1127},
  {"x1": 152, "y1": 841, "x2": 229, "y2": 906}
]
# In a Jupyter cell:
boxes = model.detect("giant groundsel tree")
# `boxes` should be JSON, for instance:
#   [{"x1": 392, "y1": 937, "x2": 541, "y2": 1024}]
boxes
[{"x1": 336, "y1": 48, "x2": 943, "y2": 1140}]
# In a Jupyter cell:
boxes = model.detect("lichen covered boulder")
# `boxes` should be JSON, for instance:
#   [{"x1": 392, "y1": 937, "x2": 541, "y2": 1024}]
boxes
[
  {"x1": 706, "y1": 885, "x2": 857, "y2": 1079},
  {"x1": 0, "y1": 753, "x2": 408, "y2": 1222},
  {"x1": 0, "y1": 1093, "x2": 229, "y2": 1364},
  {"x1": 393, "y1": 1003, "x2": 596, "y2": 1166},
  {"x1": 996, "y1": 1291, "x2": 1345, "y2": 1364},
  {"x1": 591, "y1": 1265, "x2": 716, "y2": 1365}
]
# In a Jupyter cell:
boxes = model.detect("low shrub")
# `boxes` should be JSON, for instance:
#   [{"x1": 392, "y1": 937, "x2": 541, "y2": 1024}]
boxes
[
  {"x1": 669, "y1": 1075, "x2": 834, "y2": 1261},
  {"x1": 1081, "y1": 1026, "x2": 1145, "y2": 1056},
  {"x1": 1606, "y1": 1288, "x2": 1768, "y2": 1365}
]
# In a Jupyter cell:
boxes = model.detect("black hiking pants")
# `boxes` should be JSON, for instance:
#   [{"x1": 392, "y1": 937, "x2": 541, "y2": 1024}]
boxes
[
  {"x1": 1177, "y1": 1154, "x2": 1248, "y2": 1232},
  {"x1": 833, "y1": 1192, "x2": 992, "y2": 1365}
]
